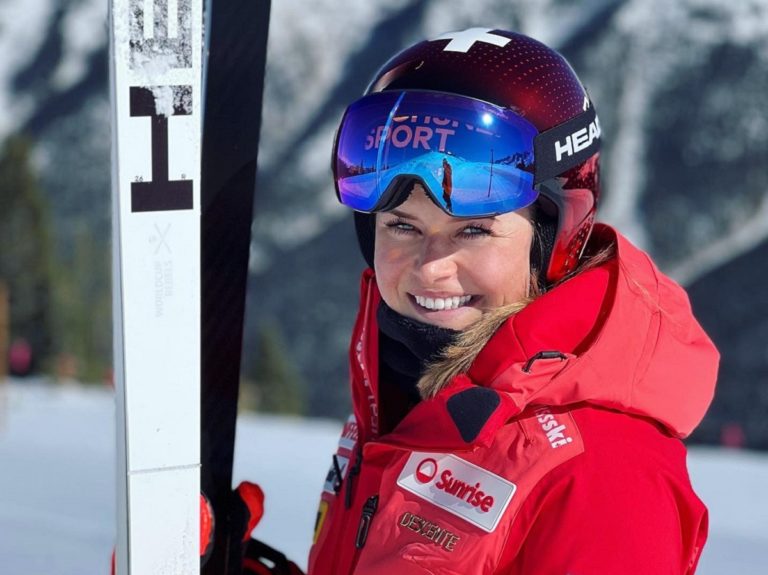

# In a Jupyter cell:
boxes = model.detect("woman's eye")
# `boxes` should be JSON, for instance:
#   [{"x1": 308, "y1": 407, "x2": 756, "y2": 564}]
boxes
[
  {"x1": 460, "y1": 225, "x2": 491, "y2": 238},
  {"x1": 384, "y1": 219, "x2": 416, "y2": 234}
]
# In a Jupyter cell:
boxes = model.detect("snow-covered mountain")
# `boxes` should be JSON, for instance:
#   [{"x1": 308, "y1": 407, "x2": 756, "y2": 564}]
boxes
[{"x1": 1, "y1": 0, "x2": 766, "y2": 443}]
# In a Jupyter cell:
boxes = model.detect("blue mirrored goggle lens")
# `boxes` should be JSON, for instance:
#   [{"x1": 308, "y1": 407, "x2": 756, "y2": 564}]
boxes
[{"x1": 334, "y1": 91, "x2": 539, "y2": 217}]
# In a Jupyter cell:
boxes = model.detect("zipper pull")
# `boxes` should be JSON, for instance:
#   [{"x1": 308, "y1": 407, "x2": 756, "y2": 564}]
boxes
[
  {"x1": 331, "y1": 454, "x2": 344, "y2": 494},
  {"x1": 345, "y1": 445, "x2": 363, "y2": 508},
  {"x1": 355, "y1": 495, "x2": 379, "y2": 549}
]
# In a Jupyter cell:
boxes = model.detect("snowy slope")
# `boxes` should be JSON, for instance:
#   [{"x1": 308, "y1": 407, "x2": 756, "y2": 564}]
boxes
[{"x1": 0, "y1": 381, "x2": 766, "y2": 574}]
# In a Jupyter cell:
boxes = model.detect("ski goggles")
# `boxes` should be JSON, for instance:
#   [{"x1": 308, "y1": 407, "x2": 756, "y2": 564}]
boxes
[{"x1": 332, "y1": 90, "x2": 600, "y2": 217}]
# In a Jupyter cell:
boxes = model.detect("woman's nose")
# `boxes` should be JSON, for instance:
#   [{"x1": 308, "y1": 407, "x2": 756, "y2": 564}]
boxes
[{"x1": 414, "y1": 236, "x2": 458, "y2": 283}]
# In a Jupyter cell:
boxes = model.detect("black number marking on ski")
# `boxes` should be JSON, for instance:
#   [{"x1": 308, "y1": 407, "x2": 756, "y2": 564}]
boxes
[
  {"x1": 129, "y1": 86, "x2": 193, "y2": 212},
  {"x1": 129, "y1": 0, "x2": 193, "y2": 70}
]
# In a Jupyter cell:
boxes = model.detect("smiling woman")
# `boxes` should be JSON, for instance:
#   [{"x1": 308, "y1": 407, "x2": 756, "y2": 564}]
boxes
[{"x1": 239, "y1": 27, "x2": 720, "y2": 575}]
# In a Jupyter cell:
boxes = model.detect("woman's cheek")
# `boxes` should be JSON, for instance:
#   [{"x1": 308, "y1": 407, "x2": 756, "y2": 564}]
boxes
[{"x1": 469, "y1": 249, "x2": 529, "y2": 306}]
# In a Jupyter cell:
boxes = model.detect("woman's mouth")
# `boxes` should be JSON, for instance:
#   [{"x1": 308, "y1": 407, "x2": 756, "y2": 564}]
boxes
[{"x1": 413, "y1": 294, "x2": 473, "y2": 311}]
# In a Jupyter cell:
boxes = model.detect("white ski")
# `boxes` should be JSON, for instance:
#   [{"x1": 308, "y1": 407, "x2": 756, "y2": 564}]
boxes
[{"x1": 110, "y1": 1, "x2": 203, "y2": 573}]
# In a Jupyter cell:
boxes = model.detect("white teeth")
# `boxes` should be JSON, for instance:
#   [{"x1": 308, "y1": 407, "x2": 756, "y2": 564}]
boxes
[{"x1": 414, "y1": 295, "x2": 472, "y2": 310}]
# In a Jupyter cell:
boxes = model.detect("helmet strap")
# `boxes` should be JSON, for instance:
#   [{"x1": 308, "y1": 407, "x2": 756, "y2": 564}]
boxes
[
  {"x1": 530, "y1": 202, "x2": 557, "y2": 292},
  {"x1": 354, "y1": 211, "x2": 377, "y2": 269}
]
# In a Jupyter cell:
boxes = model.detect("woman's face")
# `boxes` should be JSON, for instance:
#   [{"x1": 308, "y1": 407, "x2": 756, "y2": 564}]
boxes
[{"x1": 374, "y1": 186, "x2": 534, "y2": 331}]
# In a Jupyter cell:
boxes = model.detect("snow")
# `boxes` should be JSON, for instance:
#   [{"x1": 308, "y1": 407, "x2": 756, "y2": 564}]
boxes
[
  {"x1": 598, "y1": 0, "x2": 768, "y2": 279},
  {"x1": 0, "y1": 0, "x2": 55, "y2": 138},
  {"x1": 668, "y1": 193, "x2": 768, "y2": 285},
  {"x1": 0, "y1": 380, "x2": 766, "y2": 574},
  {"x1": 53, "y1": 0, "x2": 108, "y2": 91},
  {"x1": 0, "y1": 0, "x2": 108, "y2": 136},
  {"x1": 262, "y1": 0, "x2": 414, "y2": 166}
]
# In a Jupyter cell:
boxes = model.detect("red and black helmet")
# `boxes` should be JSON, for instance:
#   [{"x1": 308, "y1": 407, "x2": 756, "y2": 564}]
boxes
[{"x1": 347, "y1": 28, "x2": 601, "y2": 285}]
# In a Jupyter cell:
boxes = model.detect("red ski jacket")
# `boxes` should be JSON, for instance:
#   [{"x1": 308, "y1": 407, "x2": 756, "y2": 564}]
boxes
[{"x1": 307, "y1": 225, "x2": 718, "y2": 575}]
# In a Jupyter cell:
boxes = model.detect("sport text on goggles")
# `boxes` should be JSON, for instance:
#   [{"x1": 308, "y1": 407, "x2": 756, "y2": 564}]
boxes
[{"x1": 333, "y1": 90, "x2": 600, "y2": 217}]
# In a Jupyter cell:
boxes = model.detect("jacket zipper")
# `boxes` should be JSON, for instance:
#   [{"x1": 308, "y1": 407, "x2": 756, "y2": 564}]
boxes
[
  {"x1": 342, "y1": 440, "x2": 467, "y2": 573},
  {"x1": 355, "y1": 495, "x2": 379, "y2": 549},
  {"x1": 345, "y1": 444, "x2": 363, "y2": 508},
  {"x1": 319, "y1": 442, "x2": 365, "y2": 575}
]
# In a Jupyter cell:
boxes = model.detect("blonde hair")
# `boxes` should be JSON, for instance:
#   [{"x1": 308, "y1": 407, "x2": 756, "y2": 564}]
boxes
[{"x1": 417, "y1": 240, "x2": 616, "y2": 398}]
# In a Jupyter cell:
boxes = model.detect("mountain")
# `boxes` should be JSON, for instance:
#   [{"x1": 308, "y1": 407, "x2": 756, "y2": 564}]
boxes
[{"x1": 1, "y1": 0, "x2": 767, "y2": 444}]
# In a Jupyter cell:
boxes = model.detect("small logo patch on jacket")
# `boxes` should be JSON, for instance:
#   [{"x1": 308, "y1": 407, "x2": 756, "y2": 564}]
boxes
[
  {"x1": 534, "y1": 406, "x2": 574, "y2": 448},
  {"x1": 323, "y1": 455, "x2": 348, "y2": 495},
  {"x1": 398, "y1": 511, "x2": 460, "y2": 551},
  {"x1": 397, "y1": 452, "x2": 516, "y2": 532},
  {"x1": 339, "y1": 415, "x2": 358, "y2": 451}
]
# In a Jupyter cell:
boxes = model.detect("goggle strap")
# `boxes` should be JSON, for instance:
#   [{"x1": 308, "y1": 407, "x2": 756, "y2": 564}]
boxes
[{"x1": 533, "y1": 105, "x2": 600, "y2": 184}]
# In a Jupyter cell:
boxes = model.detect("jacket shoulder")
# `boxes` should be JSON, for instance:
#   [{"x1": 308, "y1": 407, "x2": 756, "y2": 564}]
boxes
[{"x1": 499, "y1": 405, "x2": 708, "y2": 574}]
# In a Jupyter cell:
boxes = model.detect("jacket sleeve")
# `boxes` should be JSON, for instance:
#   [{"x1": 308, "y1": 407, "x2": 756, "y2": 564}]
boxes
[{"x1": 499, "y1": 415, "x2": 708, "y2": 575}]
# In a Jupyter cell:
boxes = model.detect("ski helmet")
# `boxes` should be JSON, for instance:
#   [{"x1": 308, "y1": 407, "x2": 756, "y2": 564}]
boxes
[{"x1": 335, "y1": 28, "x2": 601, "y2": 284}]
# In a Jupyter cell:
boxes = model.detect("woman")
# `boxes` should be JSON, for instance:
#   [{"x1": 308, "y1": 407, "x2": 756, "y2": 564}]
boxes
[
  {"x1": 237, "y1": 27, "x2": 717, "y2": 575},
  {"x1": 302, "y1": 28, "x2": 718, "y2": 575}
]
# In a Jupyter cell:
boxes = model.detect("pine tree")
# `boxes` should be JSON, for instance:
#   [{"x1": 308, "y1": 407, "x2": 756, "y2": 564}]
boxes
[
  {"x1": 0, "y1": 135, "x2": 55, "y2": 374},
  {"x1": 51, "y1": 223, "x2": 111, "y2": 382},
  {"x1": 250, "y1": 322, "x2": 305, "y2": 415}
]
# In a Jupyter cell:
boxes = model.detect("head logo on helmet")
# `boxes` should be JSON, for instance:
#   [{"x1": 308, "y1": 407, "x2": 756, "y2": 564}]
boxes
[{"x1": 339, "y1": 28, "x2": 601, "y2": 285}]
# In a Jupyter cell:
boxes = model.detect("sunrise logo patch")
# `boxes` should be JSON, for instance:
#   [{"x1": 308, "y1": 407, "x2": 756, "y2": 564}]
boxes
[{"x1": 396, "y1": 452, "x2": 516, "y2": 532}]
